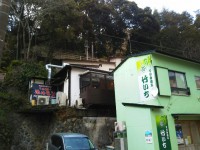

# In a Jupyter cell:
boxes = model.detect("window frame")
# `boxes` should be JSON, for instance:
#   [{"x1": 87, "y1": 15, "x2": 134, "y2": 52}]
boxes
[
  {"x1": 195, "y1": 76, "x2": 200, "y2": 89},
  {"x1": 168, "y1": 70, "x2": 190, "y2": 95}
]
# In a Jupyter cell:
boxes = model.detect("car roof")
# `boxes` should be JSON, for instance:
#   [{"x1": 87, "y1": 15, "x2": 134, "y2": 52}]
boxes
[{"x1": 52, "y1": 133, "x2": 89, "y2": 138}]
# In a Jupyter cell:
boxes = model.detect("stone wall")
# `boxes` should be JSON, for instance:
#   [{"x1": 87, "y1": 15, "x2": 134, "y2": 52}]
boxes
[{"x1": 9, "y1": 107, "x2": 116, "y2": 150}]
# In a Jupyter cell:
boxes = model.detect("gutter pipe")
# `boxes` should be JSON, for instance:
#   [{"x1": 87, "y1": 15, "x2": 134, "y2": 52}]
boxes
[{"x1": 45, "y1": 64, "x2": 68, "y2": 80}]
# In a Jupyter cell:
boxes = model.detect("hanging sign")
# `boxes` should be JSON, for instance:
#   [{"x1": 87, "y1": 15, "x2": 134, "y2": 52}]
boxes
[
  {"x1": 156, "y1": 115, "x2": 171, "y2": 150},
  {"x1": 136, "y1": 55, "x2": 156, "y2": 102}
]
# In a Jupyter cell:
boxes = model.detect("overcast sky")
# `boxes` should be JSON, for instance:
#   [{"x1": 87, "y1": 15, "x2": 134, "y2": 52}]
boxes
[{"x1": 128, "y1": 0, "x2": 200, "y2": 17}]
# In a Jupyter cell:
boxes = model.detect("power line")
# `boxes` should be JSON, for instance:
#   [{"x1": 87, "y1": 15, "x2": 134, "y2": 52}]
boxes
[{"x1": 98, "y1": 33, "x2": 184, "y2": 53}]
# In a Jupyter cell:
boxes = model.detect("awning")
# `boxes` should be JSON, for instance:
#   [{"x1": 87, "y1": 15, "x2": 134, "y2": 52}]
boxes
[{"x1": 122, "y1": 102, "x2": 164, "y2": 109}]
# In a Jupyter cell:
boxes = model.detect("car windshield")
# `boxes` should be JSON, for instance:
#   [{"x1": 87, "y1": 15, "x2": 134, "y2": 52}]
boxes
[{"x1": 64, "y1": 137, "x2": 95, "y2": 150}]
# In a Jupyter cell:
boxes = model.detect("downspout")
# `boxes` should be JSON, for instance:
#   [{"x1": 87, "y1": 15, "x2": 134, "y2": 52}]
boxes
[
  {"x1": 45, "y1": 64, "x2": 68, "y2": 81},
  {"x1": 68, "y1": 67, "x2": 71, "y2": 106},
  {"x1": 45, "y1": 63, "x2": 71, "y2": 105}
]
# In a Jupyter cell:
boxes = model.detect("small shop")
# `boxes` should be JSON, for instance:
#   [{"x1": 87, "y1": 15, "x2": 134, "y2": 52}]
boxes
[
  {"x1": 113, "y1": 51, "x2": 200, "y2": 150},
  {"x1": 173, "y1": 115, "x2": 200, "y2": 150}
]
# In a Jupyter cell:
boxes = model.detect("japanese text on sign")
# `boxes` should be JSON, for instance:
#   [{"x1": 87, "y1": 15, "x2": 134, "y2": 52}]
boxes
[
  {"x1": 156, "y1": 115, "x2": 171, "y2": 150},
  {"x1": 136, "y1": 55, "x2": 156, "y2": 101}
]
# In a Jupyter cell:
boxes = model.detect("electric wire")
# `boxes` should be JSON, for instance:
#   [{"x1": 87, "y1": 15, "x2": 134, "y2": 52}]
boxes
[{"x1": 99, "y1": 33, "x2": 184, "y2": 53}]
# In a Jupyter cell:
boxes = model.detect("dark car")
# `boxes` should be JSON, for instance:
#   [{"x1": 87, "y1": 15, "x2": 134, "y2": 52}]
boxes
[{"x1": 48, "y1": 133, "x2": 98, "y2": 150}]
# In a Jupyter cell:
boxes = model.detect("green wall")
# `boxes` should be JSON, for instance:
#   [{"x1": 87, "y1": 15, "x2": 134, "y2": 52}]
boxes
[{"x1": 114, "y1": 52, "x2": 200, "y2": 150}]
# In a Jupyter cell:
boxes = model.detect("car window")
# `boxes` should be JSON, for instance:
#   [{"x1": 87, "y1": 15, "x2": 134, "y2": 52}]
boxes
[
  {"x1": 64, "y1": 137, "x2": 94, "y2": 150},
  {"x1": 51, "y1": 135, "x2": 64, "y2": 150}
]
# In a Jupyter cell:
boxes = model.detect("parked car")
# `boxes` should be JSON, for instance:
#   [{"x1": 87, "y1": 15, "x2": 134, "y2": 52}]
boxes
[{"x1": 48, "y1": 133, "x2": 98, "y2": 150}]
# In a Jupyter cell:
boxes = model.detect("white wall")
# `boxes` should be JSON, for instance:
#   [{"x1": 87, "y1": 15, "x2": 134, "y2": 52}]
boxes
[{"x1": 63, "y1": 68, "x2": 88, "y2": 106}]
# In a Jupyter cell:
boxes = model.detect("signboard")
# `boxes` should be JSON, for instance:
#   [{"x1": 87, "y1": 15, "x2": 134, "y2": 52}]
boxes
[
  {"x1": 145, "y1": 130, "x2": 153, "y2": 144},
  {"x1": 156, "y1": 115, "x2": 171, "y2": 150},
  {"x1": 31, "y1": 83, "x2": 56, "y2": 100},
  {"x1": 136, "y1": 55, "x2": 157, "y2": 102}
]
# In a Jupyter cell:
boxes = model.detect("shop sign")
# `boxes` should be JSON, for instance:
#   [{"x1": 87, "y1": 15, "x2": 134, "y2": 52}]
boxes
[
  {"x1": 156, "y1": 115, "x2": 171, "y2": 150},
  {"x1": 31, "y1": 83, "x2": 56, "y2": 99},
  {"x1": 136, "y1": 55, "x2": 156, "y2": 102}
]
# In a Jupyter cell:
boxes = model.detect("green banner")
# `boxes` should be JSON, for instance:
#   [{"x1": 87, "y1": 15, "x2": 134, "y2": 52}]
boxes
[{"x1": 156, "y1": 115, "x2": 171, "y2": 150}]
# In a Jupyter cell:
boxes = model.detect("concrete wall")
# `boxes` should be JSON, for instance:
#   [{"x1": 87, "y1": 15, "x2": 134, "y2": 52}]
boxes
[{"x1": 9, "y1": 108, "x2": 116, "y2": 150}]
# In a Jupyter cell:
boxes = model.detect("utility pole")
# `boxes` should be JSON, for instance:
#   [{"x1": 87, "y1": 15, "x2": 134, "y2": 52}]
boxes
[
  {"x1": 0, "y1": 0, "x2": 11, "y2": 58},
  {"x1": 127, "y1": 32, "x2": 132, "y2": 54},
  {"x1": 84, "y1": 40, "x2": 89, "y2": 60},
  {"x1": 91, "y1": 42, "x2": 94, "y2": 60}
]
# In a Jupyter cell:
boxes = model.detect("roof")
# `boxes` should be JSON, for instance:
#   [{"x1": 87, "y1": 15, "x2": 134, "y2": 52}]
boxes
[
  {"x1": 51, "y1": 64, "x2": 112, "y2": 85},
  {"x1": 53, "y1": 64, "x2": 111, "y2": 78},
  {"x1": 112, "y1": 50, "x2": 200, "y2": 73},
  {"x1": 52, "y1": 133, "x2": 88, "y2": 138}
]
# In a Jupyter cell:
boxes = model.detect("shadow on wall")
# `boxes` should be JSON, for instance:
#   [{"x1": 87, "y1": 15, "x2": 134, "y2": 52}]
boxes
[{"x1": 9, "y1": 109, "x2": 116, "y2": 150}]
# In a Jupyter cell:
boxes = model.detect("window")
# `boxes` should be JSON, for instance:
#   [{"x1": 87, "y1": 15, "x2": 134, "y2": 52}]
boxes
[
  {"x1": 80, "y1": 73, "x2": 91, "y2": 88},
  {"x1": 195, "y1": 76, "x2": 200, "y2": 89},
  {"x1": 51, "y1": 135, "x2": 64, "y2": 150},
  {"x1": 64, "y1": 137, "x2": 95, "y2": 149},
  {"x1": 168, "y1": 71, "x2": 189, "y2": 95},
  {"x1": 91, "y1": 73, "x2": 105, "y2": 88}
]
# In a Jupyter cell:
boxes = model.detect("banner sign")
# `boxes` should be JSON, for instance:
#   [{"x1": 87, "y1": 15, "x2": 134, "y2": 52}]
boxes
[
  {"x1": 31, "y1": 83, "x2": 56, "y2": 99},
  {"x1": 136, "y1": 55, "x2": 156, "y2": 102},
  {"x1": 156, "y1": 115, "x2": 171, "y2": 150}
]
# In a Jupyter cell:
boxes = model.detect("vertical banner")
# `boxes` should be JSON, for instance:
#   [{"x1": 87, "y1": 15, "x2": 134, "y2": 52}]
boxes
[
  {"x1": 136, "y1": 55, "x2": 156, "y2": 102},
  {"x1": 156, "y1": 115, "x2": 171, "y2": 150}
]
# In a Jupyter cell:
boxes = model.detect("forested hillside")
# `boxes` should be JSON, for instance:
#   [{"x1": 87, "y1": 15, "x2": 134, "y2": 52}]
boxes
[
  {"x1": 2, "y1": 0, "x2": 200, "y2": 67},
  {"x1": 0, "y1": 0, "x2": 200, "y2": 148}
]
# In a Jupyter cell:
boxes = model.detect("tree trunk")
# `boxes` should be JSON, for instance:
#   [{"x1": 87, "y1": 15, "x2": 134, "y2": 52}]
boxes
[{"x1": 0, "y1": 0, "x2": 11, "y2": 58}]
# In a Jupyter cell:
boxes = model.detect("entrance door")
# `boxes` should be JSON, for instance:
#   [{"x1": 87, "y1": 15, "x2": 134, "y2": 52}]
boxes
[{"x1": 175, "y1": 120, "x2": 200, "y2": 150}]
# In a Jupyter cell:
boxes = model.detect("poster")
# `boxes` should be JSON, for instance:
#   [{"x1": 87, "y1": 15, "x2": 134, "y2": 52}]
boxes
[
  {"x1": 156, "y1": 115, "x2": 172, "y2": 150},
  {"x1": 145, "y1": 130, "x2": 153, "y2": 144},
  {"x1": 136, "y1": 55, "x2": 157, "y2": 102},
  {"x1": 175, "y1": 124, "x2": 184, "y2": 144}
]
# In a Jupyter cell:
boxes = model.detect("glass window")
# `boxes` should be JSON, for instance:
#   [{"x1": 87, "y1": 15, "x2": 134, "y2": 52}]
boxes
[
  {"x1": 91, "y1": 73, "x2": 105, "y2": 89},
  {"x1": 51, "y1": 135, "x2": 64, "y2": 149},
  {"x1": 195, "y1": 76, "x2": 200, "y2": 89},
  {"x1": 168, "y1": 71, "x2": 189, "y2": 95},
  {"x1": 80, "y1": 73, "x2": 91, "y2": 88},
  {"x1": 106, "y1": 75, "x2": 114, "y2": 90},
  {"x1": 64, "y1": 137, "x2": 95, "y2": 149}
]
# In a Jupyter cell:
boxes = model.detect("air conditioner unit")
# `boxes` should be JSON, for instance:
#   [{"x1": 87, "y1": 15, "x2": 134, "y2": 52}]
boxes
[
  {"x1": 75, "y1": 98, "x2": 84, "y2": 109},
  {"x1": 37, "y1": 95, "x2": 49, "y2": 105},
  {"x1": 56, "y1": 92, "x2": 67, "y2": 106}
]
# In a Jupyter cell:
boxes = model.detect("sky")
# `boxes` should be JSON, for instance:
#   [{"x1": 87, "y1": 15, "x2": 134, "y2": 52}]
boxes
[{"x1": 128, "y1": 0, "x2": 200, "y2": 17}]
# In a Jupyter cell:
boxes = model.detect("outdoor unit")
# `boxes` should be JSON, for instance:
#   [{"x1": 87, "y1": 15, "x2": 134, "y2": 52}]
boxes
[
  {"x1": 56, "y1": 92, "x2": 67, "y2": 106},
  {"x1": 37, "y1": 95, "x2": 49, "y2": 105},
  {"x1": 75, "y1": 98, "x2": 83, "y2": 109}
]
